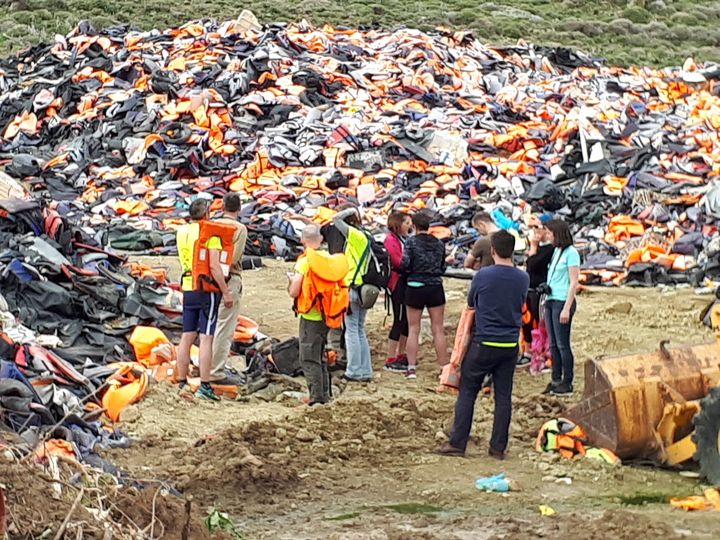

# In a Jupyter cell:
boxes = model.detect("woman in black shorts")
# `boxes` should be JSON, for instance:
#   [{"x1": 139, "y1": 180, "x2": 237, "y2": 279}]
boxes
[{"x1": 399, "y1": 212, "x2": 449, "y2": 379}]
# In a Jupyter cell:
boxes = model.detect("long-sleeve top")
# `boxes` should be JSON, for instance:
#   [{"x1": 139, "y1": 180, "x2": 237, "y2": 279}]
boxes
[
  {"x1": 526, "y1": 243, "x2": 554, "y2": 289},
  {"x1": 384, "y1": 232, "x2": 405, "y2": 291},
  {"x1": 399, "y1": 233, "x2": 447, "y2": 285},
  {"x1": 332, "y1": 208, "x2": 369, "y2": 286}
]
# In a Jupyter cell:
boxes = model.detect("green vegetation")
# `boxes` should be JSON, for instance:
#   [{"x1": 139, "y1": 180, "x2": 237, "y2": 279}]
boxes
[
  {"x1": 325, "y1": 512, "x2": 363, "y2": 521},
  {"x1": 614, "y1": 490, "x2": 697, "y2": 506},
  {"x1": 383, "y1": 502, "x2": 444, "y2": 514},
  {"x1": 206, "y1": 509, "x2": 246, "y2": 539},
  {"x1": 0, "y1": 0, "x2": 719, "y2": 66}
]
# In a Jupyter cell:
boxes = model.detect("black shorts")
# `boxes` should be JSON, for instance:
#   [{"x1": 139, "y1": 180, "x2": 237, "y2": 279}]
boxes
[{"x1": 404, "y1": 283, "x2": 445, "y2": 310}]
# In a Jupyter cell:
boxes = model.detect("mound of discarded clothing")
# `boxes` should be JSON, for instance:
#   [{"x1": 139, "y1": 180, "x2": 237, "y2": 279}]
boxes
[
  {"x1": 0, "y1": 185, "x2": 188, "y2": 466},
  {"x1": 2, "y1": 16, "x2": 720, "y2": 288}
]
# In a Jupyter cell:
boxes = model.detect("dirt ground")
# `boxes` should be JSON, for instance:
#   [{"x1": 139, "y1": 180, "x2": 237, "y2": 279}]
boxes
[{"x1": 98, "y1": 259, "x2": 720, "y2": 539}]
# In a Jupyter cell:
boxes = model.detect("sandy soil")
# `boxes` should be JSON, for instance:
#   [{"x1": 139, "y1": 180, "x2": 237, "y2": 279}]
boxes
[{"x1": 98, "y1": 259, "x2": 720, "y2": 539}]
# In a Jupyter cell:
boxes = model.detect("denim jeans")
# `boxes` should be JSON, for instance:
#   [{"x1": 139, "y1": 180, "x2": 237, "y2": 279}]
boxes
[
  {"x1": 545, "y1": 299, "x2": 576, "y2": 386},
  {"x1": 449, "y1": 342, "x2": 517, "y2": 452},
  {"x1": 344, "y1": 289, "x2": 372, "y2": 379}
]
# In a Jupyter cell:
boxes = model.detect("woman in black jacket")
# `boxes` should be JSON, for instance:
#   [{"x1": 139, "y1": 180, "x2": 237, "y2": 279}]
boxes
[
  {"x1": 399, "y1": 212, "x2": 448, "y2": 379},
  {"x1": 521, "y1": 221, "x2": 554, "y2": 365}
]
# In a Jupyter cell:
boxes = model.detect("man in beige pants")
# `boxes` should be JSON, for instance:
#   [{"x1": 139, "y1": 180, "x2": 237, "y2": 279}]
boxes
[{"x1": 210, "y1": 193, "x2": 248, "y2": 385}]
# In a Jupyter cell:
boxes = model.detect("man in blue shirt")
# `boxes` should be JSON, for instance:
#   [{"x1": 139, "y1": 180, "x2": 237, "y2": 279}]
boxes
[{"x1": 438, "y1": 230, "x2": 529, "y2": 459}]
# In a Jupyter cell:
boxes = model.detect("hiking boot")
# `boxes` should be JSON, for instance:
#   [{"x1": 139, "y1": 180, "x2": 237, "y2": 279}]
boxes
[
  {"x1": 542, "y1": 381, "x2": 560, "y2": 395},
  {"x1": 436, "y1": 443, "x2": 465, "y2": 457},
  {"x1": 406, "y1": 367, "x2": 417, "y2": 380},
  {"x1": 197, "y1": 384, "x2": 221, "y2": 402},
  {"x1": 551, "y1": 383, "x2": 574, "y2": 397},
  {"x1": 488, "y1": 447, "x2": 506, "y2": 460},
  {"x1": 384, "y1": 356, "x2": 408, "y2": 372}
]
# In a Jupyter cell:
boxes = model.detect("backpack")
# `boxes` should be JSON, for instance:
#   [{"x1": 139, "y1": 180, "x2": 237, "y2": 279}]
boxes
[
  {"x1": 350, "y1": 232, "x2": 391, "y2": 309},
  {"x1": 269, "y1": 338, "x2": 302, "y2": 376},
  {"x1": 351, "y1": 232, "x2": 391, "y2": 288},
  {"x1": 363, "y1": 233, "x2": 392, "y2": 289}
]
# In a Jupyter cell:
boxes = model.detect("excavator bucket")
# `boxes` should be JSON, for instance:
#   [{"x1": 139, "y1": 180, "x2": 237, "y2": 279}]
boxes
[{"x1": 565, "y1": 341, "x2": 720, "y2": 460}]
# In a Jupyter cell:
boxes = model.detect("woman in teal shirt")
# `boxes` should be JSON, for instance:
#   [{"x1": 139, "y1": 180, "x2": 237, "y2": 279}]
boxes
[{"x1": 543, "y1": 220, "x2": 580, "y2": 397}]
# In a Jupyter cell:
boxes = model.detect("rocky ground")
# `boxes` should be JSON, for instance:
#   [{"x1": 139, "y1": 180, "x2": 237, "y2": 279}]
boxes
[{"x1": 97, "y1": 259, "x2": 719, "y2": 539}]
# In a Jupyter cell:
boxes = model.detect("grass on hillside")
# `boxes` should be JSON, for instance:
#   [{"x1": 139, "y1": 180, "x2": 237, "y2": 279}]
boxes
[{"x1": 0, "y1": 0, "x2": 719, "y2": 67}]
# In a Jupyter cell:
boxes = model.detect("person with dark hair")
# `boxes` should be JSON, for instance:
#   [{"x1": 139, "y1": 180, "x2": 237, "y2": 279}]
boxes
[
  {"x1": 383, "y1": 212, "x2": 413, "y2": 372},
  {"x1": 333, "y1": 206, "x2": 372, "y2": 382},
  {"x1": 210, "y1": 192, "x2": 248, "y2": 385},
  {"x1": 400, "y1": 212, "x2": 448, "y2": 380},
  {"x1": 175, "y1": 198, "x2": 223, "y2": 401},
  {"x1": 464, "y1": 211, "x2": 498, "y2": 270},
  {"x1": 520, "y1": 216, "x2": 554, "y2": 366},
  {"x1": 542, "y1": 219, "x2": 580, "y2": 396},
  {"x1": 438, "y1": 230, "x2": 529, "y2": 458}
]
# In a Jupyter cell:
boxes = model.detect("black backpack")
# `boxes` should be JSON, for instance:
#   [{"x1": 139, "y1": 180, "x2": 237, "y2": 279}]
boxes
[
  {"x1": 269, "y1": 338, "x2": 302, "y2": 376},
  {"x1": 360, "y1": 233, "x2": 391, "y2": 289}
]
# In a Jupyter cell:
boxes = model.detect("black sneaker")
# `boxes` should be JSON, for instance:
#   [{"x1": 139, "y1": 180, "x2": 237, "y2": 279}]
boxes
[
  {"x1": 551, "y1": 383, "x2": 573, "y2": 397},
  {"x1": 516, "y1": 354, "x2": 531, "y2": 369},
  {"x1": 384, "y1": 357, "x2": 408, "y2": 372},
  {"x1": 542, "y1": 382, "x2": 560, "y2": 395}
]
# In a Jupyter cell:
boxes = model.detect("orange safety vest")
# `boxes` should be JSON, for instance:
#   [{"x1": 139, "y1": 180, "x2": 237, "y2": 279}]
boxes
[
  {"x1": 295, "y1": 250, "x2": 349, "y2": 329},
  {"x1": 535, "y1": 418, "x2": 588, "y2": 459},
  {"x1": 192, "y1": 220, "x2": 239, "y2": 293}
]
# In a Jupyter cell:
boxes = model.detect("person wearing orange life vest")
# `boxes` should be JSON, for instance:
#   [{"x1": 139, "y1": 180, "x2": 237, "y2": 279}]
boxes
[
  {"x1": 288, "y1": 224, "x2": 347, "y2": 405},
  {"x1": 175, "y1": 199, "x2": 232, "y2": 402},
  {"x1": 210, "y1": 193, "x2": 248, "y2": 386}
]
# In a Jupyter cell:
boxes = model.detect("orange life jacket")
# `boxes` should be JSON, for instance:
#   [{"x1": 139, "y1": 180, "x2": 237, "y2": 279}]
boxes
[
  {"x1": 192, "y1": 220, "x2": 239, "y2": 293},
  {"x1": 295, "y1": 249, "x2": 349, "y2": 329},
  {"x1": 535, "y1": 418, "x2": 588, "y2": 459}
]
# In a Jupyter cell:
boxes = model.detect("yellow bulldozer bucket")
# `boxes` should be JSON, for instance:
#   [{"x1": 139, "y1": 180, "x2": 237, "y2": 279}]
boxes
[{"x1": 565, "y1": 341, "x2": 720, "y2": 460}]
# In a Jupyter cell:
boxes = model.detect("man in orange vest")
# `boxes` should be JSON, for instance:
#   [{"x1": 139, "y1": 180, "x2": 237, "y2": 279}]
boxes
[
  {"x1": 175, "y1": 199, "x2": 231, "y2": 401},
  {"x1": 288, "y1": 224, "x2": 332, "y2": 405},
  {"x1": 210, "y1": 193, "x2": 248, "y2": 385}
]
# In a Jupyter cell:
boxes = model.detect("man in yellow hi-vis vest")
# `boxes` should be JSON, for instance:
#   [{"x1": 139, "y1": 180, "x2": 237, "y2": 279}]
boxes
[{"x1": 175, "y1": 199, "x2": 231, "y2": 401}]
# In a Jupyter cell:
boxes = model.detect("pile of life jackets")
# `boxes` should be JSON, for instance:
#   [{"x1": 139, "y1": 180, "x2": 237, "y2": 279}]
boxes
[
  {"x1": 535, "y1": 418, "x2": 621, "y2": 465},
  {"x1": 0, "y1": 16, "x2": 719, "y2": 286}
]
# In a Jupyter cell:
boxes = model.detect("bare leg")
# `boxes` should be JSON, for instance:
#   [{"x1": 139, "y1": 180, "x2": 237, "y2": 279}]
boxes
[
  {"x1": 176, "y1": 331, "x2": 197, "y2": 381},
  {"x1": 428, "y1": 305, "x2": 449, "y2": 366},
  {"x1": 398, "y1": 335, "x2": 408, "y2": 356},
  {"x1": 405, "y1": 307, "x2": 423, "y2": 368},
  {"x1": 387, "y1": 338, "x2": 399, "y2": 359},
  {"x1": 198, "y1": 334, "x2": 214, "y2": 382}
]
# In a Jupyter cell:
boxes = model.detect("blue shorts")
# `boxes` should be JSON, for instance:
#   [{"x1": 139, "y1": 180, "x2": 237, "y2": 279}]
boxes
[{"x1": 182, "y1": 291, "x2": 220, "y2": 335}]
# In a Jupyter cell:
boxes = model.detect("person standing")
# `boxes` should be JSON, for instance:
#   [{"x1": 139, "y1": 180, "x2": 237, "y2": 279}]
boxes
[
  {"x1": 400, "y1": 212, "x2": 449, "y2": 380},
  {"x1": 438, "y1": 230, "x2": 529, "y2": 458},
  {"x1": 210, "y1": 193, "x2": 248, "y2": 385},
  {"x1": 175, "y1": 199, "x2": 229, "y2": 401},
  {"x1": 333, "y1": 206, "x2": 372, "y2": 382},
  {"x1": 288, "y1": 224, "x2": 339, "y2": 405},
  {"x1": 285, "y1": 204, "x2": 353, "y2": 370},
  {"x1": 464, "y1": 211, "x2": 499, "y2": 270},
  {"x1": 520, "y1": 217, "x2": 554, "y2": 365},
  {"x1": 543, "y1": 219, "x2": 580, "y2": 397},
  {"x1": 383, "y1": 212, "x2": 412, "y2": 372}
]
